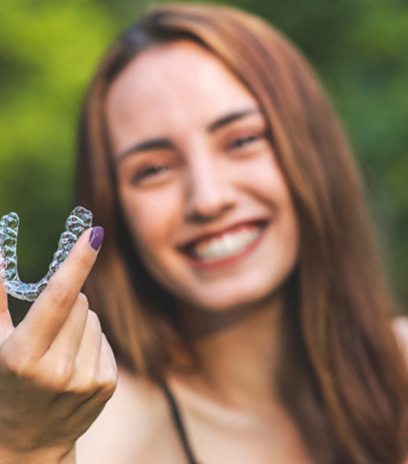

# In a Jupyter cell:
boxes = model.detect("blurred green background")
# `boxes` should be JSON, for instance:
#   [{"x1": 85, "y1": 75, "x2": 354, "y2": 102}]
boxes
[{"x1": 1, "y1": 0, "x2": 407, "y2": 317}]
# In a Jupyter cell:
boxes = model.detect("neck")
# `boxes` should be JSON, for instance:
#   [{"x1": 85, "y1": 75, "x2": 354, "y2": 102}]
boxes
[{"x1": 172, "y1": 293, "x2": 284, "y2": 408}]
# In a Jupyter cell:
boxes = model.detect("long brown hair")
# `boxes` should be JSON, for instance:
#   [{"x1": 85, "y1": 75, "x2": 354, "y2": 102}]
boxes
[{"x1": 75, "y1": 3, "x2": 408, "y2": 463}]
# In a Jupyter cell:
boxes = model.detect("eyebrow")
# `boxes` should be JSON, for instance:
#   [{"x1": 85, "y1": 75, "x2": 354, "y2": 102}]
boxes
[
  {"x1": 208, "y1": 107, "x2": 260, "y2": 132},
  {"x1": 114, "y1": 107, "x2": 261, "y2": 165}
]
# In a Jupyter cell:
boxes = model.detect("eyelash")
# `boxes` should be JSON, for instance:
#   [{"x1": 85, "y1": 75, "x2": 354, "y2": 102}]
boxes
[
  {"x1": 131, "y1": 164, "x2": 170, "y2": 183},
  {"x1": 228, "y1": 132, "x2": 265, "y2": 150},
  {"x1": 129, "y1": 132, "x2": 267, "y2": 184}
]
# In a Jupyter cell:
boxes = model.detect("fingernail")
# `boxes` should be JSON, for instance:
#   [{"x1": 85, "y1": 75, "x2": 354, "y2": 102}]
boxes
[{"x1": 89, "y1": 226, "x2": 104, "y2": 251}]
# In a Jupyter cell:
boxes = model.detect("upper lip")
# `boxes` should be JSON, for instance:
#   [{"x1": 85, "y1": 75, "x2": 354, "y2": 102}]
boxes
[{"x1": 177, "y1": 218, "x2": 269, "y2": 251}]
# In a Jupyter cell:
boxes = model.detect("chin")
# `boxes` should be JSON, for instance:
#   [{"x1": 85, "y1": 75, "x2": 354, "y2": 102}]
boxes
[{"x1": 184, "y1": 282, "x2": 284, "y2": 313}]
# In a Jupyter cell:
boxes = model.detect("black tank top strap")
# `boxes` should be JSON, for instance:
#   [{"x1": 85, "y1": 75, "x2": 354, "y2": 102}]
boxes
[{"x1": 160, "y1": 381, "x2": 200, "y2": 464}]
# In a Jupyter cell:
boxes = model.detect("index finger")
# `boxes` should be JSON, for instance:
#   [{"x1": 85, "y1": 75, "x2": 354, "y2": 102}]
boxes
[{"x1": 14, "y1": 226, "x2": 104, "y2": 354}]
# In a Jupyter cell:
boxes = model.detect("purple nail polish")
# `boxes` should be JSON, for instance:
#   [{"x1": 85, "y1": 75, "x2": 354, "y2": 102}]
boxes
[{"x1": 89, "y1": 226, "x2": 104, "y2": 251}]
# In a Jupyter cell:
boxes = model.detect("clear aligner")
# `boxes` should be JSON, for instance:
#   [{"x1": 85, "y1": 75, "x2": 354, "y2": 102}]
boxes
[{"x1": 0, "y1": 206, "x2": 93, "y2": 301}]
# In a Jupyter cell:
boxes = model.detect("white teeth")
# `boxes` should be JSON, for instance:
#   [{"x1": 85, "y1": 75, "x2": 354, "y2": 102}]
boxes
[{"x1": 192, "y1": 228, "x2": 261, "y2": 262}]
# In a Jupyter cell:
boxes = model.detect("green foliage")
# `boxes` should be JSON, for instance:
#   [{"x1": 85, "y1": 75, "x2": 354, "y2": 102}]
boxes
[{"x1": 1, "y1": 0, "x2": 407, "y2": 312}]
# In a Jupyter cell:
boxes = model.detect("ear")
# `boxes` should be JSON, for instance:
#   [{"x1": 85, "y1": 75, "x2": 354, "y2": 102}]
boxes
[{"x1": 392, "y1": 316, "x2": 408, "y2": 368}]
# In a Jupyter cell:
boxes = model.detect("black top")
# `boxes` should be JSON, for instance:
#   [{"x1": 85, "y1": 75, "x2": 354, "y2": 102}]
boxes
[{"x1": 160, "y1": 382, "x2": 200, "y2": 464}]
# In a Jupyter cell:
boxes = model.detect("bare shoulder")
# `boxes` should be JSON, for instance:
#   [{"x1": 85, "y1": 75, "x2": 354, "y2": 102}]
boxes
[
  {"x1": 392, "y1": 316, "x2": 408, "y2": 364},
  {"x1": 76, "y1": 366, "x2": 184, "y2": 464}
]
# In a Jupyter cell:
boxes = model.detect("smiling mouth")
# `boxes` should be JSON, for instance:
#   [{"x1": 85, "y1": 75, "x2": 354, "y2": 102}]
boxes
[{"x1": 180, "y1": 220, "x2": 268, "y2": 266}]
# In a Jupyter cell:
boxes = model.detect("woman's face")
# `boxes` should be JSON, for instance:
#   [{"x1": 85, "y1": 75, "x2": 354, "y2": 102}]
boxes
[{"x1": 106, "y1": 41, "x2": 299, "y2": 312}]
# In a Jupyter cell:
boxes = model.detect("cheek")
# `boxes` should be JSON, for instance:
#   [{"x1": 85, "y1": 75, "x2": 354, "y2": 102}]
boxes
[
  {"x1": 241, "y1": 153, "x2": 292, "y2": 208},
  {"x1": 249, "y1": 154, "x2": 299, "y2": 252},
  {"x1": 118, "y1": 186, "x2": 180, "y2": 251}
]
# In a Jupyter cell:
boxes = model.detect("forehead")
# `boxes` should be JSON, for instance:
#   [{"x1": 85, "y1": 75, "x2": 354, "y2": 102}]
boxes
[{"x1": 105, "y1": 40, "x2": 258, "y2": 145}]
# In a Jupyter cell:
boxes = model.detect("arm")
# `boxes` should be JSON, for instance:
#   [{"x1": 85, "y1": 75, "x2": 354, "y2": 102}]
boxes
[{"x1": 0, "y1": 228, "x2": 117, "y2": 462}]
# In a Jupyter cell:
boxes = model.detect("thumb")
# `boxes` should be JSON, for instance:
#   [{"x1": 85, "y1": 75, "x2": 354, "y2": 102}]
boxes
[{"x1": 0, "y1": 259, "x2": 14, "y2": 341}]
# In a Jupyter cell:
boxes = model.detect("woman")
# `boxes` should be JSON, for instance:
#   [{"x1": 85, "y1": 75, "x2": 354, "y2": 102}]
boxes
[{"x1": 0, "y1": 3, "x2": 407, "y2": 464}]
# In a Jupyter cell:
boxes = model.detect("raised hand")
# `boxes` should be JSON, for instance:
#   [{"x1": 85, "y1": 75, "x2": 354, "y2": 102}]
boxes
[{"x1": 0, "y1": 227, "x2": 117, "y2": 463}]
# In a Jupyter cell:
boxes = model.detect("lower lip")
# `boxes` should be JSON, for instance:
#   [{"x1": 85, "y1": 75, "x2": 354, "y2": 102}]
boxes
[{"x1": 181, "y1": 224, "x2": 267, "y2": 271}]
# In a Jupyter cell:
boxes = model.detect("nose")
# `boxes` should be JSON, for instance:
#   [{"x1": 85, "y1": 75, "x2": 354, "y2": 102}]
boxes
[{"x1": 184, "y1": 156, "x2": 235, "y2": 223}]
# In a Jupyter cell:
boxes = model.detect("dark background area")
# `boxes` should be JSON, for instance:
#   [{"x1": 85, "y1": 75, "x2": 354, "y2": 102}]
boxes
[{"x1": 1, "y1": 0, "x2": 407, "y2": 318}]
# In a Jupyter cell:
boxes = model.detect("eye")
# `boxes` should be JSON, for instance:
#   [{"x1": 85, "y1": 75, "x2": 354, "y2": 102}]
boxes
[
  {"x1": 130, "y1": 164, "x2": 170, "y2": 184},
  {"x1": 228, "y1": 132, "x2": 266, "y2": 151}
]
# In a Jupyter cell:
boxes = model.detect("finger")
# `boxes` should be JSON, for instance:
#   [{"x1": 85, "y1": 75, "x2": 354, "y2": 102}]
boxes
[
  {"x1": 35, "y1": 309, "x2": 102, "y2": 392},
  {"x1": 41, "y1": 293, "x2": 89, "y2": 367},
  {"x1": 59, "y1": 333, "x2": 117, "y2": 436},
  {"x1": 0, "y1": 261, "x2": 14, "y2": 340},
  {"x1": 93, "y1": 333, "x2": 117, "y2": 401},
  {"x1": 97, "y1": 333, "x2": 118, "y2": 391},
  {"x1": 61, "y1": 334, "x2": 117, "y2": 436},
  {"x1": 66, "y1": 310, "x2": 103, "y2": 393},
  {"x1": 14, "y1": 226, "x2": 104, "y2": 356}
]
